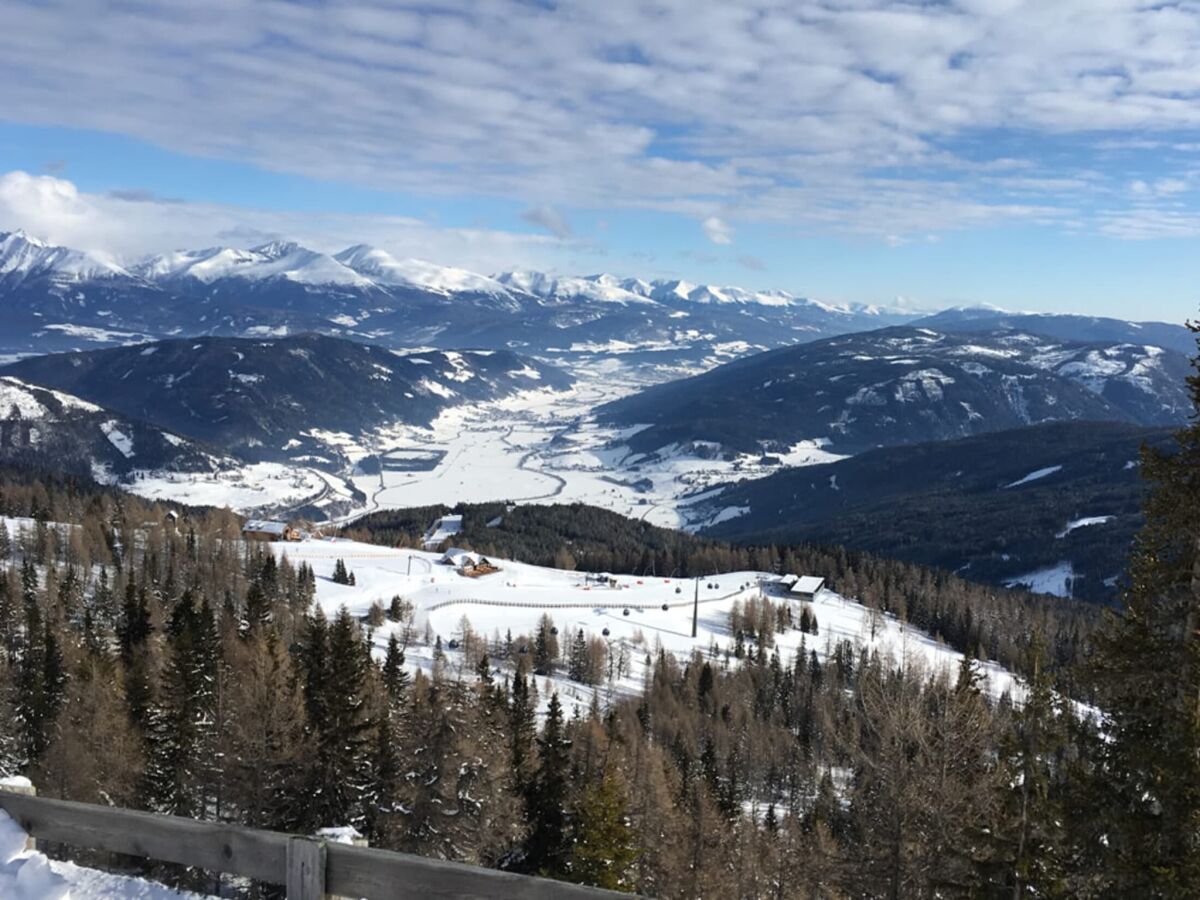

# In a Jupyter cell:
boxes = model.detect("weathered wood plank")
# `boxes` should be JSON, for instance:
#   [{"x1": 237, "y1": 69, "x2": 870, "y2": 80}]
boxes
[
  {"x1": 325, "y1": 843, "x2": 630, "y2": 899},
  {"x1": 0, "y1": 793, "x2": 287, "y2": 884},
  {"x1": 286, "y1": 837, "x2": 326, "y2": 900},
  {"x1": 0, "y1": 792, "x2": 635, "y2": 899}
]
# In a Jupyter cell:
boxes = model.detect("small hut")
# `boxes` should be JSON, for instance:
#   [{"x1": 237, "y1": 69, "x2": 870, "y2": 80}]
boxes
[
  {"x1": 242, "y1": 520, "x2": 301, "y2": 542},
  {"x1": 790, "y1": 576, "x2": 826, "y2": 601}
]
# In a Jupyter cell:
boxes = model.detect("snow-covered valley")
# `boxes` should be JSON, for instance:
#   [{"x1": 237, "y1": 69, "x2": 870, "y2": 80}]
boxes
[{"x1": 116, "y1": 356, "x2": 842, "y2": 532}]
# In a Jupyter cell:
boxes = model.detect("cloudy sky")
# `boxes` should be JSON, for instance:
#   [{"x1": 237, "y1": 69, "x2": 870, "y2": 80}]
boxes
[{"x1": 1, "y1": 0, "x2": 1199, "y2": 319}]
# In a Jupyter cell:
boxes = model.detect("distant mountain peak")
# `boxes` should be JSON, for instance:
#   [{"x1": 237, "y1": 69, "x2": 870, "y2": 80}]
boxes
[
  {"x1": 250, "y1": 240, "x2": 302, "y2": 259},
  {"x1": 0, "y1": 230, "x2": 129, "y2": 283},
  {"x1": 335, "y1": 244, "x2": 513, "y2": 297}
]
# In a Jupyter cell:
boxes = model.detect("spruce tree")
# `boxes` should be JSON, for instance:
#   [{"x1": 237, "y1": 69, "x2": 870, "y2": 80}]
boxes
[
  {"x1": 1089, "y1": 324, "x2": 1200, "y2": 896},
  {"x1": 524, "y1": 692, "x2": 571, "y2": 876},
  {"x1": 986, "y1": 636, "x2": 1069, "y2": 898},
  {"x1": 533, "y1": 614, "x2": 558, "y2": 676},
  {"x1": 14, "y1": 559, "x2": 58, "y2": 765},
  {"x1": 381, "y1": 633, "x2": 409, "y2": 705},
  {"x1": 144, "y1": 591, "x2": 220, "y2": 818},
  {"x1": 566, "y1": 769, "x2": 640, "y2": 891},
  {"x1": 302, "y1": 607, "x2": 374, "y2": 832}
]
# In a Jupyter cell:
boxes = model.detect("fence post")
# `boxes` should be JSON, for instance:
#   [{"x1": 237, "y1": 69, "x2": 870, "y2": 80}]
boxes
[
  {"x1": 286, "y1": 836, "x2": 326, "y2": 900},
  {"x1": 0, "y1": 778, "x2": 37, "y2": 852},
  {"x1": 315, "y1": 828, "x2": 368, "y2": 900}
]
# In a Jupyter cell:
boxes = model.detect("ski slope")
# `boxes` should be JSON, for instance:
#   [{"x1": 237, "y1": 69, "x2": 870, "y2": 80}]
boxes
[{"x1": 279, "y1": 537, "x2": 1024, "y2": 716}]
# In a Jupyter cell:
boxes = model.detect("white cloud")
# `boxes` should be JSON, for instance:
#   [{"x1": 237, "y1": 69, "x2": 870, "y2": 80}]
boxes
[
  {"x1": 701, "y1": 216, "x2": 733, "y2": 245},
  {"x1": 1, "y1": 1, "x2": 1199, "y2": 241},
  {"x1": 521, "y1": 205, "x2": 572, "y2": 239}
]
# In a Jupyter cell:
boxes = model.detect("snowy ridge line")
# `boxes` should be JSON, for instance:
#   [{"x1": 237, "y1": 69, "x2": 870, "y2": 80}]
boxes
[{"x1": 423, "y1": 586, "x2": 757, "y2": 613}]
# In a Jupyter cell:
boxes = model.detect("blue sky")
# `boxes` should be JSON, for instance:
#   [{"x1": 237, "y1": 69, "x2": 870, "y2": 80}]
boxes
[{"x1": 0, "y1": 0, "x2": 1198, "y2": 322}]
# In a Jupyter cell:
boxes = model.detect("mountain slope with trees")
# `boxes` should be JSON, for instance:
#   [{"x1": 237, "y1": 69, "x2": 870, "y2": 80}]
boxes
[
  {"x1": 598, "y1": 326, "x2": 1190, "y2": 456},
  {"x1": 0, "y1": 333, "x2": 571, "y2": 463},
  {"x1": 698, "y1": 420, "x2": 1173, "y2": 603}
]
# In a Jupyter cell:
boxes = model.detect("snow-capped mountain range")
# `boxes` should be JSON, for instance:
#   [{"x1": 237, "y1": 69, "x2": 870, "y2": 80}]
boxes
[
  {"x1": 0, "y1": 228, "x2": 876, "y2": 310},
  {"x1": 0, "y1": 229, "x2": 911, "y2": 359}
]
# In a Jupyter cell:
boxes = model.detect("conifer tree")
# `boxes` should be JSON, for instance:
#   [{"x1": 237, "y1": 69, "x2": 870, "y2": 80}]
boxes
[
  {"x1": 533, "y1": 614, "x2": 558, "y2": 676},
  {"x1": 509, "y1": 669, "x2": 537, "y2": 796},
  {"x1": 14, "y1": 559, "x2": 62, "y2": 764},
  {"x1": 1089, "y1": 324, "x2": 1200, "y2": 896},
  {"x1": 365, "y1": 701, "x2": 402, "y2": 847},
  {"x1": 566, "y1": 769, "x2": 640, "y2": 891},
  {"x1": 301, "y1": 607, "x2": 374, "y2": 832},
  {"x1": 222, "y1": 628, "x2": 307, "y2": 831},
  {"x1": 144, "y1": 591, "x2": 220, "y2": 818},
  {"x1": 987, "y1": 636, "x2": 1069, "y2": 898},
  {"x1": 120, "y1": 582, "x2": 154, "y2": 734},
  {"x1": 524, "y1": 692, "x2": 571, "y2": 876},
  {"x1": 381, "y1": 633, "x2": 409, "y2": 705}
]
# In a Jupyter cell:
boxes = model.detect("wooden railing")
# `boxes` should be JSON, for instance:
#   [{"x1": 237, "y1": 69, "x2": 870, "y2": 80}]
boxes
[{"x1": 0, "y1": 787, "x2": 629, "y2": 899}]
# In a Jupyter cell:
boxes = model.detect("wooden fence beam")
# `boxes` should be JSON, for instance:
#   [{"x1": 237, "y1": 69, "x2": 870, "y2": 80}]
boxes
[
  {"x1": 0, "y1": 791, "x2": 632, "y2": 900},
  {"x1": 0, "y1": 792, "x2": 287, "y2": 884},
  {"x1": 286, "y1": 837, "x2": 326, "y2": 900}
]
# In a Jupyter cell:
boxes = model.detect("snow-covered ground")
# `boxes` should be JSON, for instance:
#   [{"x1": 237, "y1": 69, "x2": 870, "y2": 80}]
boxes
[
  {"x1": 331, "y1": 361, "x2": 843, "y2": 530},
  {"x1": 1056, "y1": 515, "x2": 1114, "y2": 538},
  {"x1": 1003, "y1": 465, "x2": 1063, "y2": 489},
  {"x1": 279, "y1": 536, "x2": 1025, "y2": 718},
  {"x1": 1004, "y1": 561, "x2": 1075, "y2": 598},
  {"x1": 119, "y1": 463, "x2": 355, "y2": 516}
]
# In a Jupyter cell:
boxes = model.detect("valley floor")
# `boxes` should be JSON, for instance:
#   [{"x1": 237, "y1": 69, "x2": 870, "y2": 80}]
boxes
[{"x1": 118, "y1": 357, "x2": 843, "y2": 531}]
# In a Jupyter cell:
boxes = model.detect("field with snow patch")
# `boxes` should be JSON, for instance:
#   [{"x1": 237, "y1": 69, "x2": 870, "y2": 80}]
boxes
[{"x1": 279, "y1": 536, "x2": 1025, "y2": 719}]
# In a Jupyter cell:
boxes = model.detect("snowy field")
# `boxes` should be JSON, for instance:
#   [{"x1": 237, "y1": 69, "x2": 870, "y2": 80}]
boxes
[
  {"x1": 279, "y1": 536, "x2": 1025, "y2": 719},
  {"x1": 121, "y1": 464, "x2": 358, "y2": 517}
]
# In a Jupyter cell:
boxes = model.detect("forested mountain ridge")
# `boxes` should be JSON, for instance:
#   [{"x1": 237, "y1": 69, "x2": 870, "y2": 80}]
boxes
[
  {"x1": 697, "y1": 420, "x2": 1172, "y2": 604},
  {"x1": 598, "y1": 326, "x2": 1191, "y2": 456},
  {"x1": 912, "y1": 306, "x2": 1198, "y2": 355},
  {"x1": 0, "y1": 333, "x2": 571, "y2": 464},
  {"x1": 0, "y1": 375, "x2": 227, "y2": 480}
]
